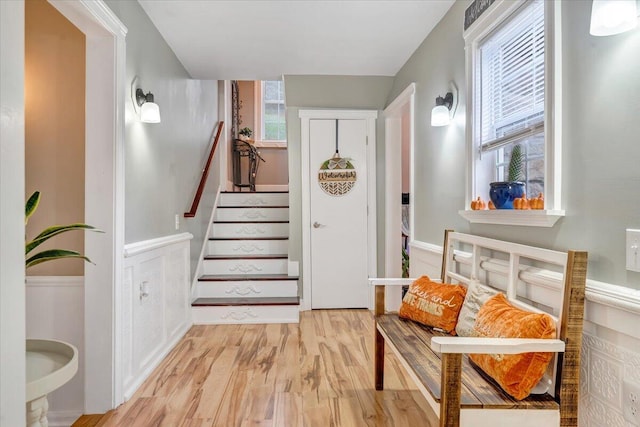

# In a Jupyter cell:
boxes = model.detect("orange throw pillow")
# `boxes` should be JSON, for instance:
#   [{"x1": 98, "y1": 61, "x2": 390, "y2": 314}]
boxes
[
  {"x1": 398, "y1": 276, "x2": 467, "y2": 335},
  {"x1": 469, "y1": 293, "x2": 557, "y2": 400}
]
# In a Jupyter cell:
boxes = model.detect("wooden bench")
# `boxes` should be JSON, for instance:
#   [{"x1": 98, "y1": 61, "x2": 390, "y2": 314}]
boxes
[{"x1": 371, "y1": 230, "x2": 588, "y2": 427}]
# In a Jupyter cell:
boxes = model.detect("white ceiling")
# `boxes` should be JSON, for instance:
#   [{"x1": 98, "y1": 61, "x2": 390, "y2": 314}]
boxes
[{"x1": 138, "y1": 0, "x2": 456, "y2": 80}]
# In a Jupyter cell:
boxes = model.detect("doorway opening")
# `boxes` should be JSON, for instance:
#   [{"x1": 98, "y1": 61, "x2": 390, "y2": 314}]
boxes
[
  {"x1": 47, "y1": 0, "x2": 126, "y2": 412},
  {"x1": 383, "y1": 83, "x2": 416, "y2": 311},
  {"x1": 299, "y1": 109, "x2": 378, "y2": 311}
]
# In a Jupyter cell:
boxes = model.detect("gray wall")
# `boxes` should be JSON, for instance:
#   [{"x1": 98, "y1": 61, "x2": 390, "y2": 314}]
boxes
[
  {"x1": 387, "y1": 1, "x2": 640, "y2": 289},
  {"x1": 283, "y1": 75, "x2": 394, "y2": 290},
  {"x1": 105, "y1": 1, "x2": 220, "y2": 276}
]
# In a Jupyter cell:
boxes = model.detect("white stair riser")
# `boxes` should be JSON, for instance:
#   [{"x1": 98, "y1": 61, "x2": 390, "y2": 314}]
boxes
[
  {"x1": 207, "y1": 239, "x2": 288, "y2": 256},
  {"x1": 219, "y1": 193, "x2": 288, "y2": 207},
  {"x1": 211, "y1": 222, "x2": 288, "y2": 239},
  {"x1": 203, "y1": 258, "x2": 288, "y2": 275},
  {"x1": 215, "y1": 207, "x2": 289, "y2": 222},
  {"x1": 196, "y1": 280, "x2": 298, "y2": 298},
  {"x1": 192, "y1": 305, "x2": 299, "y2": 324}
]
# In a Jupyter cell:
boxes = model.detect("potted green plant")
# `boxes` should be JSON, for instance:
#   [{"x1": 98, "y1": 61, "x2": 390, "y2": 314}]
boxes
[
  {"x1": 238, "y1": 127, "x2": 252, "y2": 141},
  {"x1": 25, "y1": 191, "x2": 101, "y2": 268},
  {"x1": 488, "y1": 144, "x2": 526, "y2": 209}
]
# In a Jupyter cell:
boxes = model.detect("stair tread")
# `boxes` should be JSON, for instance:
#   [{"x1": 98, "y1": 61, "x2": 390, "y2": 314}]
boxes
[
  {"x1": 217, "y1": 206, "x2": 289, "y2": 209},
  {"x1": 204, "y1": 254, "x2": 288, "y2": 260},
  {"x1": 191, "y1": 296, "x2": 299, "y2": 306},
  {"x1": 209, "y1": 237, "x2": 288, "y2": 241},
  {"x1": 198, "y1": 274, "x2": 298, "y2": 281},
  {"x1": 221, "y1": 191, "x2": 288, "y2": 194},
  {"x1": 214, "y1": 220, "x2": 289, "y2": 224}
]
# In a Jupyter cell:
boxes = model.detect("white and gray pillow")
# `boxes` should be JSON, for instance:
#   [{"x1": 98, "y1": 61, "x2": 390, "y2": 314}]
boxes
[{"x1": 455, "y1": 279, "x2": 499, "y2": 337}]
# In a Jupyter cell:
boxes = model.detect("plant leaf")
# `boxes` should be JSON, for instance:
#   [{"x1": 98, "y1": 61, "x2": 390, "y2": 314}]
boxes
[
  {"x1": 25, "y1": 223, "x2": 102, "y2": 255},
  {"x1": 25, "y1": 191, "x2": 40, "y2": 225},
  {"x1": 26, "y1": 249, "x2": 93, "y2": 269}
]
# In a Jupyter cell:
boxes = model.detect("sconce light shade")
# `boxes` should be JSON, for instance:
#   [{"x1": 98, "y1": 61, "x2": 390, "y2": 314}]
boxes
[
  {"x1": 590, "y1": 0, "x2": 638, "y2": 36},
  {"x1": 136, "y1": 88, "x2": 161, "y2": 123},
  {"x1": 431, "y1": 92, "x2": 454, "y2": 127},
  {"x1": 431, "y1": 104, "x2": 451, "y2": 127},
  {"x1": 140, "y1": 101, "x2": 161, "y2": 123}
]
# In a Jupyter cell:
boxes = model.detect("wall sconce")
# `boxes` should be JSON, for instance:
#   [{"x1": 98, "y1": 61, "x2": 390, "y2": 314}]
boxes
[
  {"x1": 136, "y1": 88, "x2": 161, "y2": 123},
  {"x1": 431, "y1": 82, "x2": 458, "y2": 127},
  {"x1": 590, "y1": 0, "x2": 638, "y2": 36}
]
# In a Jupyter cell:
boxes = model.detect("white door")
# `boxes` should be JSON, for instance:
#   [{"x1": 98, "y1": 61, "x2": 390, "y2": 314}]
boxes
[{"x1": 309, "y1": 119, "x2": 369, "y2": 308}]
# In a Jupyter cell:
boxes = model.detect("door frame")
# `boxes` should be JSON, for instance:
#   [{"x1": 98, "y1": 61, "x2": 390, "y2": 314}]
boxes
[
  {"x1": 48, "y1": 0, "x2": 127, "y2": 411},
  {"x1": 383, "y1": 83, "x2": 416, "y2": 311},
  {"x1": 299, "y1": 109, "x2": 377, "y2": 311}
]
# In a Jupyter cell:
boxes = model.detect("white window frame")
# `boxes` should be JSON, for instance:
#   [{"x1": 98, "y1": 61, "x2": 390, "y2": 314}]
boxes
[
  {"x1": 460, "y1": 0, "x2": 564, "y2": 227},
  {"x1": 253, "y1": 80, "x2": 287, "y2": 148}
]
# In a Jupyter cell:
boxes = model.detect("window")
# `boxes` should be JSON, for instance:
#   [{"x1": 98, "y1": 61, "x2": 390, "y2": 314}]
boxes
[
  {"x1": 462, "y1": 0, "x2": 563, "y2": 226},
  {"x1": 480, "y1": 0, "x2": 545, "y2": 197},
  {"x1": 254, "y1": 80, "x2": 286, "y2": 145}
]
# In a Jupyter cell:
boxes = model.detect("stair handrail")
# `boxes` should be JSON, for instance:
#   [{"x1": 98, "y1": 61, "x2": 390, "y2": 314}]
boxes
[{"x1": 184, "y1": 121, "x2": 224, "y2": 218}]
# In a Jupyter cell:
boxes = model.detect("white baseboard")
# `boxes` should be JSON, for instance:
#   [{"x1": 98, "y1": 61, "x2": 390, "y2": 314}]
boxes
[
  {"x1": 25, "y1": 276, "x2": 84, "y2": 287},
  {"x1": 47, "y1": 410, "x2": 82, "y2": 427}
]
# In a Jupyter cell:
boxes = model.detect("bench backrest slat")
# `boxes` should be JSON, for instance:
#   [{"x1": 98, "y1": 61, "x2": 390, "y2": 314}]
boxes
[{"x1": 441, "y1": 230, "x2": 586, "y2": 402}]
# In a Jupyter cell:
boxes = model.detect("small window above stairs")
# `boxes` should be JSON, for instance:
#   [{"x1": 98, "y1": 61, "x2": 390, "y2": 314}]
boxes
[{"x1": 192, "y1": 191, "x2": 299, "y2": 324}]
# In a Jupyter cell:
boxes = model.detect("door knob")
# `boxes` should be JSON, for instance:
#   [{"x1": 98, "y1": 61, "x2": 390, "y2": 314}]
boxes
[{"x1": 313, "y1": 222, "x2": 323, "y2": 228}]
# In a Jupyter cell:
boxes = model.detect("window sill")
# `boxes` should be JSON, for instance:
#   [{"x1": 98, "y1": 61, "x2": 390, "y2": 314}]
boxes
[
  {"x1": 253, "y1": 141, "x2": 287, "y2": 149},
  {"x1": 458, "y1": 209, "x2": 565, "y2": 227}
]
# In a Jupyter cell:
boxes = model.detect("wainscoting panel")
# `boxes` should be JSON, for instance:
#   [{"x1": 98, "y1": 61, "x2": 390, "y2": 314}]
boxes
[
  {"x1": 122, "y1": 233, "x2": 193, "y2": 401},
  {"x1": 409, "y1": 240, "x2": 640, "y2": 427},
  {"x1": 26, "y1": 276, "x2": 85, "y2": 426}
]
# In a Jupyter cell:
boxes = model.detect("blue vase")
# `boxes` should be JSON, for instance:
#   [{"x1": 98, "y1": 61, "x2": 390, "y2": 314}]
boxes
[{"x1": 489, "y1": 182, "x2": 525, "y2": 209}]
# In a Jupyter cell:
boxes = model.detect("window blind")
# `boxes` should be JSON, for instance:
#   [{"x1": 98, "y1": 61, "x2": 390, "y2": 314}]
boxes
[{"x1": 479, "y1": 0, "x2": 544, "y2": 152}]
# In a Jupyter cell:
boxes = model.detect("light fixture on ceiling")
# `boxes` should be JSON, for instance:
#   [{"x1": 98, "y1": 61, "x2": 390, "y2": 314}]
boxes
[
  {"x1": 135, "y1": 88, "x2": 161, "y2": 123},
  {"x1": 431, "y1": 82, "x2": 458, "y2": 127},
  {"x1": 590, "y1": 0, "x2": 638, "y2": 36}
]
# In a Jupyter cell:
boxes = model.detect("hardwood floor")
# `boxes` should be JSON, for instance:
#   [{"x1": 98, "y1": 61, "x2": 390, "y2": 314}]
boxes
[{"x1": 82, "y1": 310, "x2": 437, "y2": 426}]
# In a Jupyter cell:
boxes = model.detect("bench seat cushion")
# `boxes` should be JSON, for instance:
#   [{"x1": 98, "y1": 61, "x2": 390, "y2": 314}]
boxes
[{"x1": 376, "y1": 314, "x2": 558, "y2": 410}]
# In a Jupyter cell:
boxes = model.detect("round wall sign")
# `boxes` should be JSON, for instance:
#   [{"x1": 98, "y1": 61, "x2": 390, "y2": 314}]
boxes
[{"x1": 318, "y1": 153, "x2": 356, "y2": 196}]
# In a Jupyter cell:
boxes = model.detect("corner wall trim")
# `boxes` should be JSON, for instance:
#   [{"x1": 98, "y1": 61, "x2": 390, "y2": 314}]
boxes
[
  {"x1": 586, "y1": 279, "x2": 640, "y2": 315},
  {"x1": 383, "y1": 82, "x2": 416, "y2": 116},
  {"x1": 124, "y1": 233, "x2": 194, "y2": 258},
  {"x1": 410, "y1": 239, "x2": 444, "y2": 255}
]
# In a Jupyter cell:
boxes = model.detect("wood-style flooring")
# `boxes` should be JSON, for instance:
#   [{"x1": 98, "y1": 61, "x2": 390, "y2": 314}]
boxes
[{"x1": 75, "y1": 309, "x2": 437, "y2": 427}]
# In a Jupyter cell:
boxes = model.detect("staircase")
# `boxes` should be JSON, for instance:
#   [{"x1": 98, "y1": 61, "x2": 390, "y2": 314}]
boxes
[{"x1": 191, "y1": 191, "x2": 300, "y2": 324}]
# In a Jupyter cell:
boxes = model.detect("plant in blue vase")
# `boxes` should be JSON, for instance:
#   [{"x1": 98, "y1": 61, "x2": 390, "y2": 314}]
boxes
[{"x1": 489, "y1": 144, "x2": 526, "y2": 209}]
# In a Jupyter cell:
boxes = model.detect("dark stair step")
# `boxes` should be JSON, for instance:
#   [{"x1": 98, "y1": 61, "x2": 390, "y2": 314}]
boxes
[
  {"x1": 191, "y1": 296, "x2": 299, "y2": 307},
  {"x1": 221, "y1": 191, "x2": 289, "y2": 194},
  {"x1": 204, "y1": 254, "x2": 288, "y2": 260},
  {"x1": 217, "y1": 205, "x2": 289, "y2": 209},
  {"x1": 209, "y1": 237, "x2": 288, "y2": 241},
  {"x1": 198, "y1": 274, "x2": 298, "y2": 282},
  {"x1": 213, "y1": 220, "x2": 289, "y2": 224}
]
